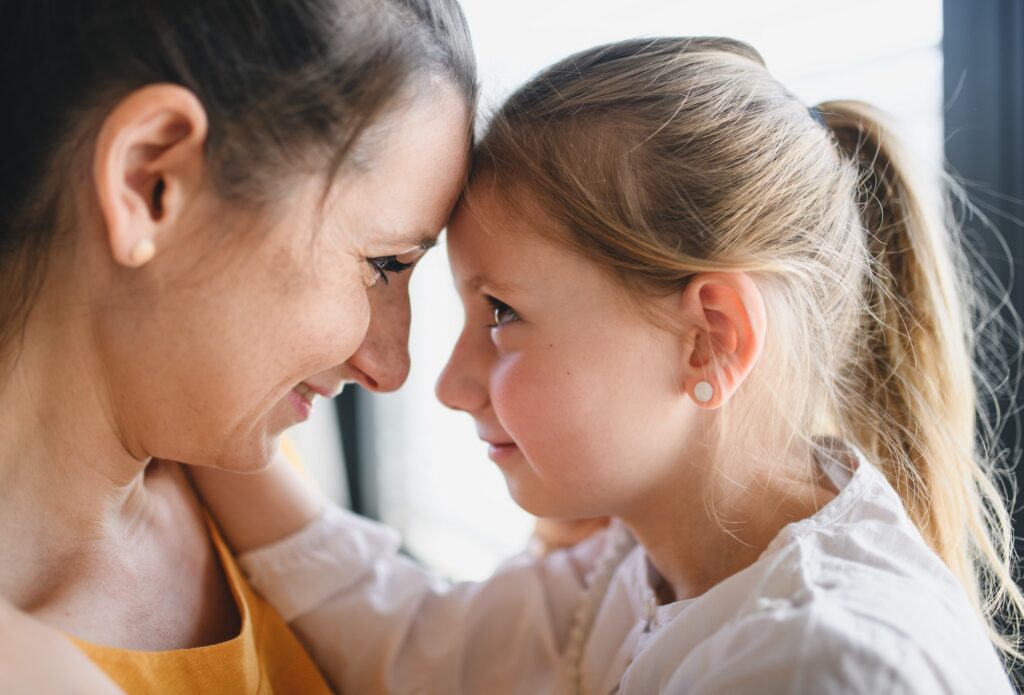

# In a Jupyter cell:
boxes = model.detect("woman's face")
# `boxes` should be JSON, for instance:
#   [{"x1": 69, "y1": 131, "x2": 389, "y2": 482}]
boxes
[{"x1": 98, "y1": 86, "x2": 470, "y2": 472}]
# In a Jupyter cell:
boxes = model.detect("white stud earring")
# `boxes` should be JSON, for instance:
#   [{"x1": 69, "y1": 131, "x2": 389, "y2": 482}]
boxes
[
  {"x1": 694, "y1": 381, "x2": 714, "y2": 404},
  {"x1": 130, "y1": 238, "x2": 156, "y2": 266}
]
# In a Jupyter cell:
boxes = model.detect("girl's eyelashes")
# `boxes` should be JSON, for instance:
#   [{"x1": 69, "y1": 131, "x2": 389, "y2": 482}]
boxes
[
  {"x1": 485, "y1": 295, "x2": 520, "y2": 328},
  {"x1": 367, "y1": 255, "x2": 415, "y2": 286}
]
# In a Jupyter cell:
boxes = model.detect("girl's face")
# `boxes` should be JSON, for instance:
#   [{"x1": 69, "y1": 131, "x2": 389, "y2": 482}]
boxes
[
  {"x1": 94, "y1": 87, "x2": 470, "y2": 473},
  {"x1": 437, "y1": 186, "x2": 696, "y2": 520}
]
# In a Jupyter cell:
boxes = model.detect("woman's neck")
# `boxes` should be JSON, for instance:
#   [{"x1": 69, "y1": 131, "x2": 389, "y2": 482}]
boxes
[
  {"x1": 0, "y1": 297, "x2": 156, "y2": 609},
  {"x1": 621, "y1": 443, "x2": 837, "y2": 604}
]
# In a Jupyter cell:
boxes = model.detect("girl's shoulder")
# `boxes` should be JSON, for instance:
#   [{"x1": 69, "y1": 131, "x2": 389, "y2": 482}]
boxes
[
  {"x1": 644, "y1": 592, "x2": 1011, "y2": 695},
  {"x1": 620, "y1": 525, "x2": 1013, "y2": 694},
  {"x1": 621, "y1": 445, "x2": 1014, "y2": 694}
]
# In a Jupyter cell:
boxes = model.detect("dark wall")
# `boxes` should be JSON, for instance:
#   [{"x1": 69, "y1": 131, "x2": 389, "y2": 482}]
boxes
[{"x1": 943, "y1": 0, "x2": 1024, "y2": 564}]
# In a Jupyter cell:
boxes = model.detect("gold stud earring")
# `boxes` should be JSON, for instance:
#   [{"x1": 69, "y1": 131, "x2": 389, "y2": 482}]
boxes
[{"x1": 130, "y1": 238, "x2": 156, "y2": 266}]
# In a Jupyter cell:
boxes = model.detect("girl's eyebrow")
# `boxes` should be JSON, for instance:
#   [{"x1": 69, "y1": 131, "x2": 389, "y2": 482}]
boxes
[{"x1": 462, "y1": 272, "x2": 518, "y2": 296}]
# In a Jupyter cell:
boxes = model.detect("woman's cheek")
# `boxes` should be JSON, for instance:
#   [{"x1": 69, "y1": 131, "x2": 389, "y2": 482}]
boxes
[{"x1": 284, "y1": 284, "x2": 368, "y2": 376}]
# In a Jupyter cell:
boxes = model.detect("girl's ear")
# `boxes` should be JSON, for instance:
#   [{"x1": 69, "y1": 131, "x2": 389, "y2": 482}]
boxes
[
  {"x1": 677, "y1": 272, "x2": 766, "y2": 408},
  {"x1": 93, "y1": 84, "x2": 209, "y2": 268}
]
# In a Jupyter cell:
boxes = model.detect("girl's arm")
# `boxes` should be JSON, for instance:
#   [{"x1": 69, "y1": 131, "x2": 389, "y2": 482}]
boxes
[
  {"x1": 188, "y1": 448, "x2": 323, "y2": 553},
  {"x1": 189, "y1": 451, "x2": 611, "y2": 695}
]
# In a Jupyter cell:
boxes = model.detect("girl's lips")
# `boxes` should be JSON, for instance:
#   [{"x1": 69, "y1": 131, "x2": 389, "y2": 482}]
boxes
[{"x1": 486, "y1": 441, "x2": 519, "y2": 461}]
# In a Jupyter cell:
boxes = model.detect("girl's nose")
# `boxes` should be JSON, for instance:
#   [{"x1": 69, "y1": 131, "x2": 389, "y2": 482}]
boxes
[{"x1": 435, "y1": 329, "x2": 490, "y2": 414}]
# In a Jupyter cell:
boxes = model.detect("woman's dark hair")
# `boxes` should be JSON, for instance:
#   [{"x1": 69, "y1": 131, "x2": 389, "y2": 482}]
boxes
[{"x1": 0, "y1": 0, "x2": 477, "y2": 354}]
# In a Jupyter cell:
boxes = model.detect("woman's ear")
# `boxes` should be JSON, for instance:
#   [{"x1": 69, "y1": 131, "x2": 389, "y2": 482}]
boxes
[
  {"x1": 93, "y1": 84, "x2": 209, "y2": 268},
  {"x1": 677, "y1": 272, "x2": 766, "y2": 408}
]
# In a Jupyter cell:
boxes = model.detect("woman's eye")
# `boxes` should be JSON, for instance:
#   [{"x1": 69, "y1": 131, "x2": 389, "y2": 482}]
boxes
[
  {"x1": 486, "y1": 295, "x2": 520, "y2": 328},
  {"x1": 367, "y1": 255, "x2": 415, "y2": 286}
]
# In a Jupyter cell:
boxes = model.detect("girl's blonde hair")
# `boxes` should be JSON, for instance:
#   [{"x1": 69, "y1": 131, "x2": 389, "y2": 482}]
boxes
[{"x1": 472, "y1": 37, "x2": 1023, "y2": 661}]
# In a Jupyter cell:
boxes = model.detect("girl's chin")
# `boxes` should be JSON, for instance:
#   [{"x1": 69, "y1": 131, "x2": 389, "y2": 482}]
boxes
[
  {"x1": 506, "y1": 476, "x2": 612, "y2": 521},
  {"x1": 505, "y1": 482, "x2": 578, "y2": 519}
]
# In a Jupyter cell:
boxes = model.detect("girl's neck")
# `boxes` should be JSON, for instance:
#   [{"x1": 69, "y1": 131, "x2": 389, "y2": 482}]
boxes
[{"x1": 621, "y1": 444, "x2": 838, "y2": 604}]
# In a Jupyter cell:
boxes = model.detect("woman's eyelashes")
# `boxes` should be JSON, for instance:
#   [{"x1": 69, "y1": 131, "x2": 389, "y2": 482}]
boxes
[
  {"x1": 485, "y1": 295, "x2": 520, "y2": 328},
  {"x1": 367, "y1": 255, "x2": 415, "y2": 286}
]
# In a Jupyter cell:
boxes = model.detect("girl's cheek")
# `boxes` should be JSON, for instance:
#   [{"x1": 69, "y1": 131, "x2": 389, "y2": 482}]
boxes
[
  {"x1": 489, "y1": 356, "x2": 521, "y2": 413},
  {"x1": 489, "y1": 355, "x2": 539, "y2": 434},
  {"x1": 490, "y1": 354, "x2": 569, "y2": 440}
]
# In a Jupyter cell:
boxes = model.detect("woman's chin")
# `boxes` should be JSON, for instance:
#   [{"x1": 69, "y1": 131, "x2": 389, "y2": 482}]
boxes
[{"x1": 202, "y1": 436, "x2": 280, "y2": 474}]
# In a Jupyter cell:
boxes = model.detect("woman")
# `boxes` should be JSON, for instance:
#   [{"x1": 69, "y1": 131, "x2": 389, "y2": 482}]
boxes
[{"x1": 0, "y1": 0, "x2": 476, "y2": 691}]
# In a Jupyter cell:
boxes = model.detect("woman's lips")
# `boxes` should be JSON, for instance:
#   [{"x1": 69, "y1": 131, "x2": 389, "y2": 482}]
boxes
[
  {"x1": 302, "y1": 382, "x2": 337, "y2": 399},
  {"x1": 286, "y1": 380, "x2": 343, "y2": 421},
  {"x1": 287, "y1": 383, "x2": 316, "y2": 420}
]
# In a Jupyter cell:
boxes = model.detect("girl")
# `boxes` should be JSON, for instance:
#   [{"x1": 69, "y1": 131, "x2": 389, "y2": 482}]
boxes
[{"x1": 194, "y1": 37, "x2": 1020, "y2": 693}]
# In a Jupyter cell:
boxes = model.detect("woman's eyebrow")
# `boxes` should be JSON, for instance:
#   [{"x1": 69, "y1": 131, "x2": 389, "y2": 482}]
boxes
[
  {"x1": 396, "y1": 232, "x2": 439, "y2": 253},
  {"x1": 414, "y1": 234, "x2": 439, "y2": 251},
  {"x1": 381, "y1": 232, "x2": 438, "y2": 258}
]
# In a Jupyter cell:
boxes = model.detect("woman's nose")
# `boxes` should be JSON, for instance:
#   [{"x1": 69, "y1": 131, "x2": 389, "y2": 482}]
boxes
[
  {"x1": 435, "y1": 328, "x2": 489, "y2": 413},
  {"x1": 343, "y1": 280, "x2": 412, "y2": 393}
]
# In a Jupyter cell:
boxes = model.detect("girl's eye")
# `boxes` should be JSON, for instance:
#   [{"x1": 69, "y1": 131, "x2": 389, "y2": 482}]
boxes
[
  {"x1": 486, "y1": 295, "x2": 520, "y2": 328},
  {"x1": 367, "y1": 255, "x2": 415, "y2": 286}
]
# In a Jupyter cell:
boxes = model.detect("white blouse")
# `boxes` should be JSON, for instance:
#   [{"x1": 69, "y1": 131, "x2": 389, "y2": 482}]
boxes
[{"x1": 238, "y1": 444, "x2": 1014, "y2": 694}]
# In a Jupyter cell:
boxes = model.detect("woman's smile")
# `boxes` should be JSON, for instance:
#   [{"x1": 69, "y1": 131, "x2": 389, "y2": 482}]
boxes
[
  {"x1": 287, "y1": 381, "x2": 339, "y2": 421},
  {"x1": 287, "y1": 385, "x2": 313, "y2": 421}
]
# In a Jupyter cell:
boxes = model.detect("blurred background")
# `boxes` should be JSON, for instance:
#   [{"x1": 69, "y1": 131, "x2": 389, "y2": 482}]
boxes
[{"x1": 290, "y1": 0, "x2": 1024, "y2": 581}]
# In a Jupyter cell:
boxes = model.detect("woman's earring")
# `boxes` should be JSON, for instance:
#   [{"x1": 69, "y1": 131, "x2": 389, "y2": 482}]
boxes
[
  {"x1": 694, "y1": 381, "x2": 714, "y2": 404},
  {"x1": 130, "y1": 238, "x2": 156, "y2": 266}
]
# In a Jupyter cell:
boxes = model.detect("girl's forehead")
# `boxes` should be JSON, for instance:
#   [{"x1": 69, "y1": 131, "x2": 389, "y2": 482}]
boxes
[
  {"x1": 448, "y1": 209, "x2": 602, "y2": 296},
  {"x1": 448, "y1": 197, "x2": 554, "y2": 260},
  {"x1": 451, "y1": 179, "x2": 562, "y2": 245}
]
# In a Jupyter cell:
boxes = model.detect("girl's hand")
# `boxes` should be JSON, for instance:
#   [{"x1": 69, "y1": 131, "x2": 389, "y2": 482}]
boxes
[
  {"x1": 186, "y1": 448, "x2": 323, "y2": 554},
  {"x1": 0, "y1": 597, "x2": 123, "y2": 694}
]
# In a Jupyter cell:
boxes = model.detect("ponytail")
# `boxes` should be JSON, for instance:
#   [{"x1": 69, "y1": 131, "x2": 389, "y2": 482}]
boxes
[{"x1": 821, "y1": 100, "x2": 1023, "y2": 658}]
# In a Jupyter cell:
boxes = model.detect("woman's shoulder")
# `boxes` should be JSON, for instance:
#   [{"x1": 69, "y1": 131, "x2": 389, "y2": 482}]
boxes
[{"x1": 0, "y1": 598, "x2": 123, "y2": 694}]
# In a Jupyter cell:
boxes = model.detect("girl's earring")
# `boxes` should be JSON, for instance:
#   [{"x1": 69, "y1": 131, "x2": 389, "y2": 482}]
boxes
[
  {"x1": 694, "y1": 381, "x2": 714, "y2": 404},
  {"x1": 130, "y1": 238, "x2": 156, "y2": 266}
]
